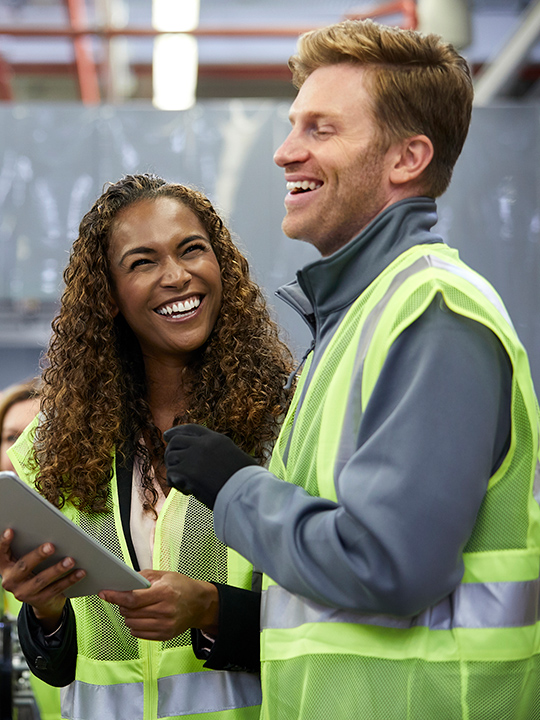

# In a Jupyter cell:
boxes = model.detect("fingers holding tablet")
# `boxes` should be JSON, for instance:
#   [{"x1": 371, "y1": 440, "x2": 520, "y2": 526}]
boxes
[{"x1": 0, "y1": 527, "x2": 86, "y2": 631}]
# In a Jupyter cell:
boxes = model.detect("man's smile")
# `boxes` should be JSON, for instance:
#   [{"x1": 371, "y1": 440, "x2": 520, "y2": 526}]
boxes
[{"x1": 286, "y1": 180, "x2": 323, "y2": 194}]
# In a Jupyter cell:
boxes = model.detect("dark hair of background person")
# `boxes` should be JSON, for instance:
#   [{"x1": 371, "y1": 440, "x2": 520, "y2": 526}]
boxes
[{"x1": 0, "y1": 378, "x2": 41, "y2": 466}]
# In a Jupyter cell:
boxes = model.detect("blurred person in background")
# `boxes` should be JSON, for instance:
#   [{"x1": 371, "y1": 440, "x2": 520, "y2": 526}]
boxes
[{"x1": 0, "y1": 378, "x2": 61, "y2": 720}]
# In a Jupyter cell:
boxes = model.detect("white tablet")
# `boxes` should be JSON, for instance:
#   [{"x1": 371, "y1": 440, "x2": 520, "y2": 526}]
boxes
[{"x1": 0, "y1": 470, "x2": 150, "y2": 598}]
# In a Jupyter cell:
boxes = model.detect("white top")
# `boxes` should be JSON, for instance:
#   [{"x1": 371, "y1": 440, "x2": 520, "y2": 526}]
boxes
[{"x1": 130, "y1": 453, "x2": 166, "y2": 570}]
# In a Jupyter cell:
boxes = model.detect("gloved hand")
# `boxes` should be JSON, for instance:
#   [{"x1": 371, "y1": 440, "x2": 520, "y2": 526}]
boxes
[{"x1": 163, "y1": 424, "x2": 257, "y2": 510}]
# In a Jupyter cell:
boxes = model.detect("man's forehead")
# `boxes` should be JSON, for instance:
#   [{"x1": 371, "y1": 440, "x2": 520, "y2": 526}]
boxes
[{"x1": 288, "y1": 65, "x2": 373, "y2": 122}]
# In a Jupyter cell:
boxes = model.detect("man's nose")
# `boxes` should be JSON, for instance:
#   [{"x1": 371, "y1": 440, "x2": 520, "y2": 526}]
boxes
[{"x1": 274, "y1": 129, "x2": 309, "y2": 168}]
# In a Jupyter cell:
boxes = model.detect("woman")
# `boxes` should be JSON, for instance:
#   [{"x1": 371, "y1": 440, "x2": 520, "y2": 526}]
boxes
[
  {"x1": 0, "y1": 379, "x2": 41, "y2": 474},
  {"x1": 0, "y1": 174, "x2": 292, "y2": 720},
  {"x1": 0, "y1": 378, "x2": 62, "y2": 720}
]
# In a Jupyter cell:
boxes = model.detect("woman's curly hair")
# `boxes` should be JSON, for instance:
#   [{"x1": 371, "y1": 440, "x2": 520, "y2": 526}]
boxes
[{"x1": 34, "y1": 174, "x2": 293, "y2": 513}]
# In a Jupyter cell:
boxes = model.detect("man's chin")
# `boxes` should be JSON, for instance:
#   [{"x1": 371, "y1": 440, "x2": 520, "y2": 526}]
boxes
[{"x1": 282, "y1": 219, "x2": 309, "y2": 242}]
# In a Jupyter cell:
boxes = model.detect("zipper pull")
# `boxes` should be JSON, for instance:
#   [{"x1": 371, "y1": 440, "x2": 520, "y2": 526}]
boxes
[{"x1": 284, "y1": 339, "x2": 315, "y2": 391}]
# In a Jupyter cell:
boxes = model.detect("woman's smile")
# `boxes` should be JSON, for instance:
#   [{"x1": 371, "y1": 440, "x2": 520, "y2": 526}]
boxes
[{"x1": 155, "y1": 294, "x2": 202, "y2": 318}]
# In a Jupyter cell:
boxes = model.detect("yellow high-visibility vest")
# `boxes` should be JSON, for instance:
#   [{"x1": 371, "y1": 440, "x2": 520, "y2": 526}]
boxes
[
  {"x1": 10, "y1": 431, "x2": 261, "y2": 720},
  {"x1": 262, "y1": 244, "x2": 540, "y2": 720}
]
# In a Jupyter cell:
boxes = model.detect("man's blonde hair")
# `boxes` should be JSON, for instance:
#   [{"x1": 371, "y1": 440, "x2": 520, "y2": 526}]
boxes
[{"x1": 289, "y1": 20, "x2": 473, "y2": 198}]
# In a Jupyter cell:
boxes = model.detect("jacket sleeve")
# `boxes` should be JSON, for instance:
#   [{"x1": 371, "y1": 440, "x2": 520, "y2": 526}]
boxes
[
  {"x1": 212, "y1": 298, "x2": 513, "y2": 617},
  {"x1": 18, "y1": 601, "x2": 77, "y2": 687},
  {"x1": 191, "y1": 583, "x2": 260, "y2": 673}
]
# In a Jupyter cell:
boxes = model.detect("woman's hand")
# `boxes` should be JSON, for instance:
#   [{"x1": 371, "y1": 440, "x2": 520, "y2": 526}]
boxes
[
  {"x1": 99, "y1": 570, "x2": 220, "y2": 641},
  {"x1": 0, "y1": 528, "x2": 86, "y2": 633}
]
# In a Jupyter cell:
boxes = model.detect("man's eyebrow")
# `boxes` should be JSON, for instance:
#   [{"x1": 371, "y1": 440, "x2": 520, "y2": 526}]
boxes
[{"x1": 289, "y1": 109, "x2": 337, "y2": 123}]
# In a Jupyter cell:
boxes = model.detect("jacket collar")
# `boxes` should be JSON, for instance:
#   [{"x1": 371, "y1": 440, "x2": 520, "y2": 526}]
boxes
[{"x1": 276, "y1": 197, "x2": 442, "y2": 326}]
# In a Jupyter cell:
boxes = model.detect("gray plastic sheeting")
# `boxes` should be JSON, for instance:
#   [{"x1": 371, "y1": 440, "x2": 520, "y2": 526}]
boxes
[{"x1": 0, "y1": 101, "x2": 539, "y2": 391}]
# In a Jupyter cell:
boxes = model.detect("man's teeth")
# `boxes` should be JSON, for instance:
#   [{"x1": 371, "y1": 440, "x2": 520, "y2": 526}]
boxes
[
  {"x1": 286, "y1": 180, "x2": 322, "y2": 192},
  {"x1": 157, "y1": 297, "x2": 201, "y2": 316}
]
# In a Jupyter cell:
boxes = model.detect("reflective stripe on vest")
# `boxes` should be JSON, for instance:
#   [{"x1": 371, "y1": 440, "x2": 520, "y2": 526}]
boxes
[
  {"x1": 61, "y1": 671, "x2": 262, "y2": 720},
  {"x1": 329, "y1": 253, "x2": 516, "y2": 502},
  {"x1": 61, "y1": 681, "x2": 143, "y2": 720},
  {"x1": 262, "y1": 580, "x2": 540, "y2": 633},
  {"x1": 158, "y1": 672, "x2": 262, "y2": 717}
]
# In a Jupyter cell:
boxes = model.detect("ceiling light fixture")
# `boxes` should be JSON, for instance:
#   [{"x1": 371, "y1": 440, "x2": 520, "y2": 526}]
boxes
[{"x1": 152, "y1": 0, "x2": 200, "y2": 110}]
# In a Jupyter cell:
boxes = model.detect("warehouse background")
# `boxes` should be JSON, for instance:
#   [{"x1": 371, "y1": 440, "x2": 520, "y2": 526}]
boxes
[{"x1": 0, "y1": 0, "x2": 539, "y2": 388}]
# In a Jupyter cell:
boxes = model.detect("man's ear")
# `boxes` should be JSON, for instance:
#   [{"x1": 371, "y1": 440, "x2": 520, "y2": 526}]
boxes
[{"x1": 388, "y1": 135, "x2": 434, "y2": 187}]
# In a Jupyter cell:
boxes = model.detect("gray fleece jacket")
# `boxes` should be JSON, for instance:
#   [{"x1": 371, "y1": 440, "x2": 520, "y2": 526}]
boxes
[{"x1": 213, "y1": 196, "x2": 512, "y2": 617}]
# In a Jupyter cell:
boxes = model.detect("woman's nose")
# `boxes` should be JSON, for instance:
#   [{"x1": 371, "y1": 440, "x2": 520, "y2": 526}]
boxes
[{"x1": 161, "y1": 259, "x2": 192, "y2": 287}]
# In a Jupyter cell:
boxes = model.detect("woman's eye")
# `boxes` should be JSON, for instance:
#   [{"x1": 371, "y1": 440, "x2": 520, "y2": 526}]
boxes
[
  {"x1": 183, "y1": 242, "x2": 207, "y2": 256},
  {"x1": 130, "y1": 258, "x2": 152, "y2": 270}
]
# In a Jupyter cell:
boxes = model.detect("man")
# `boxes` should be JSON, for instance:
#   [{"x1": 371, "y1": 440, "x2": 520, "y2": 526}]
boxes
[{"x1": 165, "y1": 19, "x2": 540, "y2": 719}]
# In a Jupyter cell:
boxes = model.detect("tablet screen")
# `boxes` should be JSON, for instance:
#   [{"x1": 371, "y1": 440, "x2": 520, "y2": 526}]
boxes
[{"x1": 0, "y1": 471, "x2": 150, "y2": 597}]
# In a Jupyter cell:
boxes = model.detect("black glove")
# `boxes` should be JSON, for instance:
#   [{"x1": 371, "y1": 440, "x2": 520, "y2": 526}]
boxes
[{"x1": 163, "y1": 424, "x2": 257, "y2": 510}]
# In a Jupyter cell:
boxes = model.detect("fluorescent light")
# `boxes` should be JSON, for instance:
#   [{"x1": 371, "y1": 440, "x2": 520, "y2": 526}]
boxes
[
  {"x1": 416, "y1": 0, "x2": 472, "y2": 50},
  {"x1": 152, "y1": 0, "x2": 200, "y2": 110},
  {"x1": 152, "y1": 0, "x2": 200, "y2": 32},
  {"x1": 153, "y1": 33, "x2": 198, "y2": 110}
]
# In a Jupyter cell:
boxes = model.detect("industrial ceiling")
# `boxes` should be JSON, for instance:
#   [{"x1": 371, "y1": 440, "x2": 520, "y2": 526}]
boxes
[{"x1": 0, "y1": 0, "x2": 539, "y2": 104}]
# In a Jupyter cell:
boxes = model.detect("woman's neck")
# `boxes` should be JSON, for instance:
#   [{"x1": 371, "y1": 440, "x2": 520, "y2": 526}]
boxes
[{"x1": 143, "y1": 357, "x2": 188, "y2": 436}]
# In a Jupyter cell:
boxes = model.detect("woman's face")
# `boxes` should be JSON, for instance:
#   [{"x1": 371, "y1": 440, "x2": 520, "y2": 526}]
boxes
[
  {"x1": 107, "y1": 197, "x2": 223, "y2": 366},
  {"x1": 0, "y1": 397, "x2": 40, "y2": 473}
]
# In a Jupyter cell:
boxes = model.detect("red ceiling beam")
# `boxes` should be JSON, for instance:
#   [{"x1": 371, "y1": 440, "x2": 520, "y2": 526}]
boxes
[
  {"x1": 0, "y1": 26, "x2": 322, "y2": 38},
  {"x1": 0, "y1": 0, "x2": 416, "y2": 102},
  {"x1": 5, "y1": 61, "x2": 293, "y2": 79},
  {"x1": 63, "y1": 0, "x2": 100, "y2": 104},
  {"x1": 0, "y1": 53, "x2": 14, "y2": 100},
  {"x1": 0, "y1": 0, "x2": 417, "y2": 41},
  {"x1": 346, "y1": 0, "x2": 418, "y2": 29}
]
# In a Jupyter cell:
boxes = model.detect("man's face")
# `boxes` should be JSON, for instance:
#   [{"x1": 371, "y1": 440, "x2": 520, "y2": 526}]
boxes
[{"x1": 274, "y1": 64, "x2": 396, "y2": 256}]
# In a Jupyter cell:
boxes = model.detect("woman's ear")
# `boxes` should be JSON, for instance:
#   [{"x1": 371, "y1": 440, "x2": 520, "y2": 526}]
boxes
[
  {"x1": 389, "y1": 135, "x2": 434, "y2": 187},
  {"x1": 109, "y1": 295, "x2": 120, "y2": 318}
]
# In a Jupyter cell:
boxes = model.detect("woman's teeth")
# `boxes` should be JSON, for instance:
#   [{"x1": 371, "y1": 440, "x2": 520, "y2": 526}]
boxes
[{"x1": 157, "y1": 297, "x2": 201, "y2": 316}]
